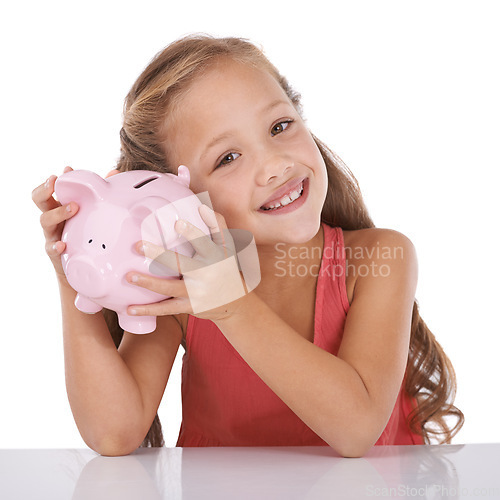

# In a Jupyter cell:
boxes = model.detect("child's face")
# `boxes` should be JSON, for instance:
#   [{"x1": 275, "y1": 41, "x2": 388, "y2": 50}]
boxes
[{"x1": 163, "y1": 59, "x2": 328, "y2": 246}]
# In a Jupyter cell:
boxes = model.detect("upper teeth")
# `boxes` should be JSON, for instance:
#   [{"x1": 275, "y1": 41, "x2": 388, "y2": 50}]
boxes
[{"x1": 261, "y1": 183, "x2": 304, "y2": 210}]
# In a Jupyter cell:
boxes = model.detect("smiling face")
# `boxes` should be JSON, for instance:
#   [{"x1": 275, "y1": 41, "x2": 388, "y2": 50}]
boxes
[{"x1": 162, "y1": 59, "x2": 328, "y2": 247}]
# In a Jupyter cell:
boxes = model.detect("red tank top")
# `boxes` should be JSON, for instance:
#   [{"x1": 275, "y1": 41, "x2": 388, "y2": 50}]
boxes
[{"x1": 176, "y1": 224, "x2": 423, "y2": 447}]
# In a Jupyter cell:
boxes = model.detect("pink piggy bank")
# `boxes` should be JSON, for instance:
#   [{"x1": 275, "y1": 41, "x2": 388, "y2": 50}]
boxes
[{"x1": 55, "y1": 166, "x2": 210, "y2": 334}]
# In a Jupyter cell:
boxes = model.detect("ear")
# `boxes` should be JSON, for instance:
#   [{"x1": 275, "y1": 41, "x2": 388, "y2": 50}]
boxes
[
  {"x1": 54, "y1": 170, "x2": 109, "y2": 205},
  {"x1": 176, "y1": 165, "x2": 191, "y2": 188}
]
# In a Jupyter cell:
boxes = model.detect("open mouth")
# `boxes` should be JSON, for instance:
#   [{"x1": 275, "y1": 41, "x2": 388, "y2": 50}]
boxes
[{"x1": 260, "y1": 180, "x2": 305, "y2": 212}]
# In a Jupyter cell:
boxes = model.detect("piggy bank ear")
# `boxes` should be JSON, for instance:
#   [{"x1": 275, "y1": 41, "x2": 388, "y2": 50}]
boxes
[
  {"x1": 177, "y1": 165, "x2": 191, "y2": 188},
  {"x1": 54, "y1": 170, "x2": 109, "y2": 205}
]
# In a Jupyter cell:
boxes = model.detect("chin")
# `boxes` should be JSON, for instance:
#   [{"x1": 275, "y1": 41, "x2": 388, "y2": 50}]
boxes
[
  {"x1": 259, "y1": 219, "x2": 322, "y2": 246},
  {"x1": 290, "y1": 221, "x2": 322, "y2": 244}
]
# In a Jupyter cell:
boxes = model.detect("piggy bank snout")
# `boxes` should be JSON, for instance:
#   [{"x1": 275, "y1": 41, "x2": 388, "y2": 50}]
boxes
[{"x1": 65, "y1": 256, "x2": 108, "y2": 299}]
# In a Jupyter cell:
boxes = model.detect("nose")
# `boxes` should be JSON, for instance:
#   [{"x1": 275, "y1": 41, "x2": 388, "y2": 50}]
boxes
[
  {"x1": 65, "y1": 256, "x2": 107, "y2": 298},
  {"x1": 255, "y1": 149, "x2": 294, "y2": 186}
]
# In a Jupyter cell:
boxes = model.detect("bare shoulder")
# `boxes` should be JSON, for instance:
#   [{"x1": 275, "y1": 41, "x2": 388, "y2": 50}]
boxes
[
  {"x1": 341, "y1": 228, "x2": 417, "y2": 304},
  {"x1": 343, "y1": 227, "x2": 415, "y2": 251}
]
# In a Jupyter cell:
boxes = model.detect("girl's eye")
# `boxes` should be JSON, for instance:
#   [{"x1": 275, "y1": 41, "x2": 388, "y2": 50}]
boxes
[
  {"x1": 271, "y1": 120, "x2": 292, "y2": 136},
  {"x1": 216, "y1": 152, "x2": 240, "y2": 168}
]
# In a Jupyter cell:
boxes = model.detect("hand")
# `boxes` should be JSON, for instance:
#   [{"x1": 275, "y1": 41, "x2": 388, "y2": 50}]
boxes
[
  {"x1": 125, "y1": 206, "x2": 251, "y2": 322},
  {"x1": 105, "y1": 169, "x2": 120, "y2": 178},
  {"x1": 32, "y1": 166, "x2": 79, "y2": 281}
]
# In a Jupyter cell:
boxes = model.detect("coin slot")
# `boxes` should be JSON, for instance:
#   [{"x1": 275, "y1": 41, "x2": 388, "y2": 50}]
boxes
[{"x1": 134, "y1": 176, "x2": 159, "y2": 189}]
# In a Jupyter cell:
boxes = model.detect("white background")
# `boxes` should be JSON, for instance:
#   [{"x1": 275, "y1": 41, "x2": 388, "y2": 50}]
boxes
[{"x1": 1, "y1": 0, "x2": 498, "y2": 449}]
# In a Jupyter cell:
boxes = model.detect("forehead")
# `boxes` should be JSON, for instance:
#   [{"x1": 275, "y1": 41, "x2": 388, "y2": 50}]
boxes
[
  {"x1": 193, "y1": 60, "x2": 283, "y2": 100},
  {"x1": 160, "y1": 59, "x2": 294, "y2": 173},
  {"x1": 166, "y1": 60, "x2": 288, "y2": 133}
]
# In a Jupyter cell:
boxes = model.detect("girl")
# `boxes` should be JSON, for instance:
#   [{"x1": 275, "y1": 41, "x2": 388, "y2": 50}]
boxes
[{"x1": 32, "y1": 34, "x2": 463, "y2": 457}]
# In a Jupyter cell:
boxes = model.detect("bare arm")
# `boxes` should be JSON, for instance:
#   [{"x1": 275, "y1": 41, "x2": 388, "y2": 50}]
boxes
[
  {"x1": 122, "y1": 214, "x2": 417, "y2": 457},
  {"x1": 33, "y1": 171, "x2": 183, "y2": 456},
  {"x1": 213, "y1": 229, "x2": 418, "y2": 457},
  {"x1": 59, "y1": 278, "x2": 182, "y2": 455}
]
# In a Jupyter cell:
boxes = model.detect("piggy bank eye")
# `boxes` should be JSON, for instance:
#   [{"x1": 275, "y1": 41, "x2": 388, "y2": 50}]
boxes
[{"x1": 88, "y1": 239, "x2": 93, "y2": 243}]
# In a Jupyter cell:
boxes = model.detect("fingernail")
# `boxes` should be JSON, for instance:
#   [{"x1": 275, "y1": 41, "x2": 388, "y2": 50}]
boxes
[
  {"x1": 175, "y1": 220, "x2": 187, "y2": 232},
  {"x1": 199, "y1": 204, "x2": 217, "y2": 225},
  {"x1": 66, "y1": 204, "x2": 72, "y2": 212},
  {"x1": 45, "y1": 176, "x2": 53, "y2": 188},
  {"x1": 52, "y1": 243, "x2": 58, "y2": 252},
  {"x1": 129, "y1": 308, "x2": 137, "y2": 315},
  {"x1": 130, "y1": 274, "x2": 139, "y2": 283}
]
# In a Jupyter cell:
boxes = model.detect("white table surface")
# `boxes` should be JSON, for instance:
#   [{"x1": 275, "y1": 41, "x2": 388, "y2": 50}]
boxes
[{"x1": 0, "y1": 444, "x2": 499, "y2": 499}]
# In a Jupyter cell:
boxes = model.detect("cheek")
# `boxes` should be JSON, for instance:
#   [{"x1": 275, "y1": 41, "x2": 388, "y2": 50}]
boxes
[
  {"x1": 297, "y1": 134, "x2": 327, "y2": 175},
  {"x1": 310, "y1": 147, "x2": 328, "y2": 189},
  {"x1": 317, "y1": 156, "x2": 328, "y2": 187},
  {"x1": 211, "y1": 194, "x2": 256, "y2": 232},
  {"x1": 211, "y1": 198, "x2": 240, "y2": 222},
  {"x1": 199, "y1": 184, "x2": 239, "y2": 221}
]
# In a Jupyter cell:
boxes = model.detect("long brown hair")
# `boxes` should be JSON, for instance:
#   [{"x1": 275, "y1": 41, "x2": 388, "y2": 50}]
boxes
[{"x1": 109, "y1": 34, "x2": 463, "y2": 447}]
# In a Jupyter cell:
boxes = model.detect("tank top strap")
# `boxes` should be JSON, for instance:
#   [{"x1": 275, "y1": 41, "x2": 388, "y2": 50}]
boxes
[{"x1": 313, "y1": 224, "x2": 350, "y2": 350}]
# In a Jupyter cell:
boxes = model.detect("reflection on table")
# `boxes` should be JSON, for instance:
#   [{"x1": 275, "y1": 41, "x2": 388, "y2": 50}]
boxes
[{"x1": 0, "y1": 444, "x2": 499, "y2": 499}]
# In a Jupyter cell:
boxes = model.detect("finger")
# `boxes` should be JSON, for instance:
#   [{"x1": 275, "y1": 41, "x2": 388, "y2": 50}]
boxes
[
  {"x1": 138, "y1": 241, "x2": 202, "y2": 275},
  {"x1": 105, "y1": 169, "x2": 120, "y2": 179},
  {"x1": 45, "y1": 240, "x2": 66, "y2": 258},
  {"x1": 198, "y1": 205, "x2": 236, "y2": 258},
  {"x1": 125, "y1": 271, "x2": 188, "y2": 297},
  {"x1": 39, "y1": 202, "x2": 79, "y2": 240},
  {"x1": 32, "y1": 175, "x2": 60, "y2": 213},
  {"x1": 198, "y1": 204, "x2": 220, "y2": 233},
  {"x1": 128, "y1": 297, "x2": 192, "y2": 317},
  {"x1": 211, "y1": 212, "x2": 236, "y2": 258},
  {"x1": 174, "y1": 219, "x2": 218, "y2": 259}
]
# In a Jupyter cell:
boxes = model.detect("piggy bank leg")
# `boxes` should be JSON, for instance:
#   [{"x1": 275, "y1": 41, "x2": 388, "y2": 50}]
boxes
[
  {"x1": 74, "y1": 294, "x2": 103, "y2": 314},
  {"x1": 117, "y1": 314, "x2": 157, "y2": 335}
]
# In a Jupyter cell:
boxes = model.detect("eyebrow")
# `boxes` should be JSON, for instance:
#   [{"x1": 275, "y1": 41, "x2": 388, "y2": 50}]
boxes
[
  {"x1": 201, "y1": 132, "x2": 233, "y2": 160},
  {"x1": 200, "y1": 99, "x2": 290, "y2": 160}
]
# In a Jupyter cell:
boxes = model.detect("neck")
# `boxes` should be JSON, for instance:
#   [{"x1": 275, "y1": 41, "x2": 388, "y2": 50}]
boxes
[{"x1": 255, "y1": 224, "x2": 325, "y2": 296}]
